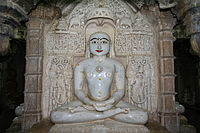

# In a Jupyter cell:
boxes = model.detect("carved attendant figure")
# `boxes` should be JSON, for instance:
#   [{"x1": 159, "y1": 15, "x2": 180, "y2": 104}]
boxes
[{"x1": 51, "y1": 32, "x2": 148, "y2": 124}]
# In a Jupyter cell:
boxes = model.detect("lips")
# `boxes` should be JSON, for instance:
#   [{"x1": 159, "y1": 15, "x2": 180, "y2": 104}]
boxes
[{"x1": 96, "y1": 50, "x2": 103, "y2": 53}]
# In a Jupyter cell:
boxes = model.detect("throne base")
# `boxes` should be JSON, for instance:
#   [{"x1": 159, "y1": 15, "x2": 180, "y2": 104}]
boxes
[{"x1": 49, "y1": 119, "x2": 150, "y2": 133}]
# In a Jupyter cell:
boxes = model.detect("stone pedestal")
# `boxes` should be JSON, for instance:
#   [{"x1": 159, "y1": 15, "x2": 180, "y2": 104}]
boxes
[{"x1": 49, "y1": 119, "x2": 150, "y2": 133}]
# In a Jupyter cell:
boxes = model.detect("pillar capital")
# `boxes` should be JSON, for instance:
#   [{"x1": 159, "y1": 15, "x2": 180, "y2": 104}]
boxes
[
  {"x1": 175, "y1": 0, "x2": 200, "y2": 55},
  {"x1": 0, "y1": 0, "x2": 37, "y2": 53}
]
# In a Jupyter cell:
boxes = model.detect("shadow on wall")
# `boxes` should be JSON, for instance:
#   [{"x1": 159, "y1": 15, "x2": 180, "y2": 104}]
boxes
[
  {"x1": 0, "y1": 39, "x2": 26, "y2": 133},
  {"x1": 174, "y1": 38, "x2": 200, "y2": 133}
]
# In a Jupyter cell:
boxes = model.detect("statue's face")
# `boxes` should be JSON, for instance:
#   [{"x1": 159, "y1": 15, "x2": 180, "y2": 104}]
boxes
[{"x1": 89, "y1": 32, "x2": 110, "y2": 56}]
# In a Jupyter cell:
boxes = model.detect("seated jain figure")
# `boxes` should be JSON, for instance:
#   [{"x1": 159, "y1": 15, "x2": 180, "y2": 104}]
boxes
[{"x1": 51, "y1": 32, "x2": 148, "y2": 124}]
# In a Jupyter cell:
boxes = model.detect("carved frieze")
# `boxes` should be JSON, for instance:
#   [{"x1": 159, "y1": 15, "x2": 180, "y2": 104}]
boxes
[
  {"x1": 115, "y1": 13, "x2": 153, "y2": 56},
  {"x1": 115, "y1": 33, "x2": 153, "y2": 55},
  {"x1": 46, "y1": 31, "x2": 85, "y2": 56}
]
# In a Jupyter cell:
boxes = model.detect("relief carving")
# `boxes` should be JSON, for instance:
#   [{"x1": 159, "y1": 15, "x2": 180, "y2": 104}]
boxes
[
  {"x1": 132, "y1": 13, "x2": 153, "y2": 34},
  {"x1": 69, "y1": 13, "x2": 85, "y2": 29},
  {"x1": 65, "y1": 0, "x2": 135, "y2": 29},
  {"x1": 126, "y1": 56, "x2": 157, "y2": 111},
  {"x1": 115, "y1": 33, "x2": 153, "y2": 55},
  {"x1": 116, "y1": 17, "x2": 132, "y2": 29},
  {"x1": 55, "y1": 18, "x2": 69, "y2": 31},
  {"x1": 46, "y1": 32, "x2": 85, "y2": 56},
  {"x1": 42, "y1": 0, "x2": 157, "y2": 117},
  {"x1": 47, "y1": 56, "x2": 73, "y2": 112},
  {"x1": 115, "y1": 13, "x2": 153, "y2": 56},
  {"x1": 44, "y1": 24, "x2": 83, "y2": 115}
]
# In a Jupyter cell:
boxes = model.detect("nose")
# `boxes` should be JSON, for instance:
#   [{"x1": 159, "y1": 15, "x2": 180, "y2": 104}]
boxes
[{"x1": 97, "y1": 44, "x2": 102, "y2": 49}]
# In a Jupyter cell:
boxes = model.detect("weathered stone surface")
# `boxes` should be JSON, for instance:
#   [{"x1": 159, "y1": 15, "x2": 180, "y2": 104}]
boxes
[
  {"x1": 163, "y1": 115, "x2": 178, "y2": 133},
  {"x1": 157, "y1": 0, "x2": 177, "y2": 9},
  {"x1": 161, "y1": 76, "x2": 175, "y2": 93},
  {"x1": 0, "y1": 36, "x2": 10, "y2": 54},
  {"x1": 160, "y1": 40, "x2": 174, "y2": 57},
  {"x1": 29, "y1": 6, "x2": 61, "y2": 20},
  {"x1": 160, "y1": 58, "x2": 174, "y2": 75},
  {"x1": 22, "y1": 8, "x2": 45, "y2": 130},
  {"x1": 0, "y1": 0, "x2": 37, "y2": 54},
  {"x1": 175, "y1": 0, "x2": 200, "y2": 55},
  {"x1": 49, "y1": 119, "x2": 150, "y2": 133},
  {"x1": 29, "y1": 119, "x2": 53, "y2": 133},
  {"x1": 146, "y1": 122, "x2": 170, "y2": 133},
  {"x1": 175, "y1": 0, "x2": 200, "y2": 19},
  {"x1": 158, "y1": 9, "x2": 179, "y2": 133},
  {"x1": 164, "y1": 95, "x2": 176, "y2": 113},
  {"x1": 0, "y1": 23, "x2": 14, "y2": 37},
  {"x1": 180, "y1": 124, "x2": 196, "y2": 133}
]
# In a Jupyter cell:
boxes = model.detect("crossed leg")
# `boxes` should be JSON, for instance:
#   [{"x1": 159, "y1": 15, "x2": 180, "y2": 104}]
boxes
[
  {"x1": 51, "y1": 100, "x2": 128, "y2": 124},
  {"x1": 111, "y1": 100, "x2": 148, "y2": 124}
]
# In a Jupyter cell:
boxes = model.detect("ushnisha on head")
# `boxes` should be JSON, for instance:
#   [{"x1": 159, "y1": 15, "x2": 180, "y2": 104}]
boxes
[{"x1": 89, "y1": 32, "x2": 111, "y2": 56}]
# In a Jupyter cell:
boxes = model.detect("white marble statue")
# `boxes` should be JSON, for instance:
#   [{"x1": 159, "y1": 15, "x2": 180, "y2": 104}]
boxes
[{"x1": 50, "y1": 32, "x2": 148, "y2": 124}]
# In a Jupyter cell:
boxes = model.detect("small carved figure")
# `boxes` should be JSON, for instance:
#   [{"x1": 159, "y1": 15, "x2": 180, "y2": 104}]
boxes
[
  {"x1": 50, "y1": 32, "x2": 148, "y2": 124},
  {"x1": 119, "y1": 17, "x2": 132, "y2": 29},
  {"x1": 69, "y1": 14, "x2": 85, "y2": 29}
]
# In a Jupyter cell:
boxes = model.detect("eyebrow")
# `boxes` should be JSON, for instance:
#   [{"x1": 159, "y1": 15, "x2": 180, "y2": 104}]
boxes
[
  {"x1": 90, "y1": 38, "x2": 98, "y2": 41},
  {"x1": 90, "y1": 38, "x2": 109, "y2": 41},
  {"x1": 100, "y1": 38, "x2": 109, "y2": 41}
]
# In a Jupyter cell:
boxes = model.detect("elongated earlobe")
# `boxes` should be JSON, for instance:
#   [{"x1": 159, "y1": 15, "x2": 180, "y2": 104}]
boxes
[{"x1": 86, "y1": 43, "x2": 90, "y2": 58}]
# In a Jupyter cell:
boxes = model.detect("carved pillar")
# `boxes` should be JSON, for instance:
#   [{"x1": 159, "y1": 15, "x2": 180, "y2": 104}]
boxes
[
  {"x1": 23, "y1": 12, "x2": 43, "y2": 131},
  {"x1": 175, "y1": 0, "x2": 200, "y2": 55},
  {"x1": 158, "y1": 11, "x2": 178, "y2": 133},
  {"x1": 22, "y1": 6, "x2": 60, "y2": 130}
]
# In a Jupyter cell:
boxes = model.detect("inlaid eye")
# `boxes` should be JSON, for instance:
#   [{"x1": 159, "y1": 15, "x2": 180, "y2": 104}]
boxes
[{"x1": 102, "y1": 41, "x2": 107, "y2": 44}]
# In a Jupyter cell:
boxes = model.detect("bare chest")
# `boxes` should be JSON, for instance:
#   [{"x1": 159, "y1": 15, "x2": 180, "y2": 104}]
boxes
[{"x1": 84, "y1": 63, "x2": 114, "y2": 79}]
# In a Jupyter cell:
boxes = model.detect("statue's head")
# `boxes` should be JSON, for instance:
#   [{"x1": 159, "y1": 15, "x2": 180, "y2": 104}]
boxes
[{"x1": 89, "y1": 32, "x2": 110, "y2": 56}]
